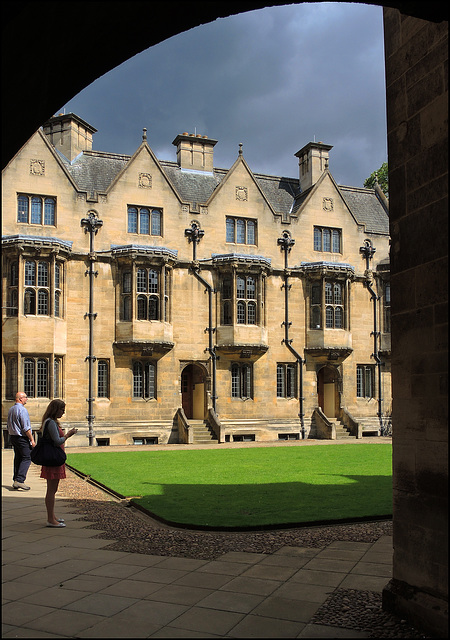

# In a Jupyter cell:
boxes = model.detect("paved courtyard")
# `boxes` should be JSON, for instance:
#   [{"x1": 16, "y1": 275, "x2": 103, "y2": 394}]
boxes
[{"x1": 3, "y1": 448, "x2": 395, "y2": 638}]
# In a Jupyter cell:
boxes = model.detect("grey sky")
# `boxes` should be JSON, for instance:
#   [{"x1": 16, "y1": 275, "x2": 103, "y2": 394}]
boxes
[{"x1": 60, "y1": 2, "x2": 387, "y2": 188}]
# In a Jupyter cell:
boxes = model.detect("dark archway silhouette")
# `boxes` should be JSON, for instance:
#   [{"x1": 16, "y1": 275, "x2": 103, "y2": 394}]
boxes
[
  {"x1": 1, "y1": 1, "x2": 446, "y2": 170},
  {"x1": 2, "y1": 2, "x2": 447, "y2": 636}
]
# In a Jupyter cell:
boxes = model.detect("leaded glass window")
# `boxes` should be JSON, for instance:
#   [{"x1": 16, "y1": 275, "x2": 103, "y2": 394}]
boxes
[
  {"x1": 30, "y1": 197, "x2": 42, "y2": 224},
  {"x1": 133, "y1": 361, "x2": 156, "y2": 399},
  {"x1": 17, "y1": 194, "x2": 56, "y2": 225},
  {"x1": 357, "y1": 365, "x2": 375, "y2": 398},
  {"x1": 98, "y1": 360, "x2": 109, "y2": 398},
  {"x1": 277, "y1": 363, "x2": 297, "y2": 398},
  {"x1": 225, "y1": 217, "x2": 257, "y2": 245},
  {"x1": 314, "y1": 226, "x2": 342, "y2": 253},
  {"x1": 128, "y1": 205, "x2": 162, "y2": 235},
  {"x1": 231, "y1": 363, "x2": 253, "y2": 399}
]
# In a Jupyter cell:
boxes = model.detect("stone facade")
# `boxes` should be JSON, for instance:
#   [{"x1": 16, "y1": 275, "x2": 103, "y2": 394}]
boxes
[{"x1": 2, "y1": 114, "x2": 391, "y2": 447}]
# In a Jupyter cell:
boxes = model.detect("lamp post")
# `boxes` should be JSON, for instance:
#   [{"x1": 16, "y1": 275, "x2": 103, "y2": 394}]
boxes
[
  {"x1": 80, "y1": 211, "x2": 103, "y2": 446},
  {"x1": 184, "y1": 221, "x2": 204, "y2": 261},
  {"x1": 277, "y1": 231, "x2": 305, "y2": 439}
]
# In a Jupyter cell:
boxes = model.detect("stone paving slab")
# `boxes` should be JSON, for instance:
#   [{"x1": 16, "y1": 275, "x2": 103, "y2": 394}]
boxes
[{"x1": 2, "y1": 448, "x2": 393, "y2": 639}]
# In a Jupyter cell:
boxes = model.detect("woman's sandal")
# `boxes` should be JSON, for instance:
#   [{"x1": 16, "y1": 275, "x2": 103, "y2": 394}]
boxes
[{"x1": 46, "y1": 521, "x2": 66, "y2": 528}]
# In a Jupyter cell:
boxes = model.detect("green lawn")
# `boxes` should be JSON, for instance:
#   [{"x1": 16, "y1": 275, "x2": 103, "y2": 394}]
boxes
[{"x1": 67, "y1": 443, "x2": 392, "y2": 529}]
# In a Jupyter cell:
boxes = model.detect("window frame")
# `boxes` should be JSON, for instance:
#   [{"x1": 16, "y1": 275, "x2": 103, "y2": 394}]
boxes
[
  {"x1": 313, "y1": 225, "x2": 342, "y2": 253},
  {"x1": 120, "y1": 264, "x2": 171, "y2": 323},
  {"x1": 22, "y1": 258, "x2": 64, "y2": 318},
  {"x1": 231, "y1": 362, "x2": 253, "y2": 400},
  {"x1": 23, "y1": 356, "x2": 48, "y2": 398},
  {"x1": 310, "y1": 279, "x2": 346, "y2": 330},
  {"x1": 225, "y1": 216, "x2": 257, "y2": 245},
  {"x1": 383, "y1": 282, "x2": 391, "y2": 333},
  {"x1": 5, "y1": 357, "x2": 18, "y2": 399},
  {"x1": 136, "y1": 268, "x2": 161, "y2": 321},
  {"x1": 222, "y1": 272, "x2": 260, "y2": 326},
  {"x1": 127, "y1": 205, "x2": 162, "y2": 236},
  {"x1": 17, "y1": 194, "x2": 56, "y2": 226},
  {"x1": 133, "y1": 360, "x2": 157, "y2": 400},
  {"x1": 356, "y1": 364, "x2": 375, "y2": 398},
  {"x1": 277, "y1": 363, "x2": 298, "y2": 399},
  {"x1": 97, "y1": 359, "x2": 110, "y2": 398}
]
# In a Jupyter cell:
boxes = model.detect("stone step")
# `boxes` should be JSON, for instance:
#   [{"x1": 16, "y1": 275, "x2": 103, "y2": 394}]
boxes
[
  {"x1": 333, "y1": 422, "x2": 356, "y2": 439},
  {"x1": 189, "y1": 420, "x2": 218, "y2": 444}
]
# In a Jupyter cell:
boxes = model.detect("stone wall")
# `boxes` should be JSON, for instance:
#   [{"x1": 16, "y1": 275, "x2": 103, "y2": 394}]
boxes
[{"x1": 382, "y1": 8, "x2": 448, "y2": 637}]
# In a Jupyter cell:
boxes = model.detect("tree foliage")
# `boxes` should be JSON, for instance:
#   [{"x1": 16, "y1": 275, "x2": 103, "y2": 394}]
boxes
[{"x1": 364, "y1": 161, "x2": 388, "y2": 196}]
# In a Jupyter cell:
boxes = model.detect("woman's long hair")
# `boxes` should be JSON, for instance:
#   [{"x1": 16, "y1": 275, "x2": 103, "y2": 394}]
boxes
[{"x1": 40, "y1": 399, "x2": 66, "y2": 431}]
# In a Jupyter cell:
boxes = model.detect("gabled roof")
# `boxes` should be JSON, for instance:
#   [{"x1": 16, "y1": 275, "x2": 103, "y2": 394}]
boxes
[
  {"x1": 51, "y1": 145, "x2": 388, "y2": 235},
  {"x1": 291, "y1": 170, "x2": 389, "y2": 234}
]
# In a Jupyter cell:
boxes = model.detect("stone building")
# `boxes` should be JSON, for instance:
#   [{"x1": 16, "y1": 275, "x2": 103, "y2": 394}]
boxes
[{"x1": 2, "y1": 112, "x2": 390, "y2": 447}]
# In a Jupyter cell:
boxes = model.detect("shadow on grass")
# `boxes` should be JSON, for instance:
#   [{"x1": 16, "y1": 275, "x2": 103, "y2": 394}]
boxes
[{"x1": 128, "y1": 473, "x2": 393, "y2": 531}]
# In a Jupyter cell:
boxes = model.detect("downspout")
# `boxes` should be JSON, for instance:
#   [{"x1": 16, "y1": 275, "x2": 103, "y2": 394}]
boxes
[
  {"x1": 184, "y1": 222, "x2": 217, "y2": 413},
  {"x1": 360, "y1": 239, "x2": 383, "y2": 431},
  {"x1": 80, "y1": 211, "x2": 103, "y2": 446},
  {"x1": 277, "y1": 231, "x2": 305, "y2": 439}
]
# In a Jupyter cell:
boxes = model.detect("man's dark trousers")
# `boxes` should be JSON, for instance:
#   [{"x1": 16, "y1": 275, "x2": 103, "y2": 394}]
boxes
[{"x1": 10, "y1": 435, "x2": 32, "y2": 483}]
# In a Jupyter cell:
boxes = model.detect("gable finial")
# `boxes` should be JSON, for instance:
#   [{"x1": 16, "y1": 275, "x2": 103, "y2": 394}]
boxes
[
  {"x1": 142, "y1": 128, "x2": 147, "y2": 142},
  {"x1": 239, "y1": 142, "x2": 243, "y2": 156}
]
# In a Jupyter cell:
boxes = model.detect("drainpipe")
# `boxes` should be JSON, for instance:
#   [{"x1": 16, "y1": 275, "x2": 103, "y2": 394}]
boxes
[
  {"x1": 184, "y1": 222, "x2": 217, "y2": 413},
  {"x1": 81, "y1": 211, "x2": 103, "y2": 446},
  {"x1": 360, "y1": 239, "x2": 383, "y2": 431},
  {"x1": 277, "y1": 231, "x2": 305, "y2": 439}
]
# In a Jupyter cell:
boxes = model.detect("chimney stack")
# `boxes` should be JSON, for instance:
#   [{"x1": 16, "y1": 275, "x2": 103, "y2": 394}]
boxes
[
  {"x1": 172, "y1": 132, "x2": 217, "y2": 173},
  {"x1": 295, "y1": 141, "x2": 333, "y2": 192},
  {"x1": 43, "y1": 113, "x2": 97, "y2": 161}
]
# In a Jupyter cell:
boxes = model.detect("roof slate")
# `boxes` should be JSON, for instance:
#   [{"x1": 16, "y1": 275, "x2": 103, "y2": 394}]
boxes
[
  {"x1": 61, "y1": 150, "x2": 130, "y2": 194},
  {"x1": 59, "y1": 149, "x2": 388, "y2": 235},
  {"x1": 339, "y1": 185, "x2": 389, "y2": 234}
]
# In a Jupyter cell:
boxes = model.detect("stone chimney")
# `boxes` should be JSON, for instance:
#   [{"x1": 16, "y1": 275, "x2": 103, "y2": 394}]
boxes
[
  {"x1": 172, "y1": 132, "x2": 217, "y2": 173},
  {"x1": 295, "y1": 141, "x2": 333, "y2": 192},
  {"x1": 42, "y1": 113, "x2": 97, "y2": 161}
]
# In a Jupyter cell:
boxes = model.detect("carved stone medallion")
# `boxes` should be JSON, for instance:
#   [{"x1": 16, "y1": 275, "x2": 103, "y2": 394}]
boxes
[
  {"x1": 236, "y1": 186, "x2": 248, "y2": 201},
  {"x1": 139, "y1": 173, "x2": 152, "y2": 188},
  {"x1": 323, "y1": 197, "x2": 334, "y2": 211},
  {"x1": 30, "y1": 159, "x2": 45, "y2": 176}
]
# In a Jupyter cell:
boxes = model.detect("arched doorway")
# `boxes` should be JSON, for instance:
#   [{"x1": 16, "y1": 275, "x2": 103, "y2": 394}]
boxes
[
  {"x1": 181, "y1": 364, "x2": 206, "y2": 420},
  {"x1": 317, "y1": 365, "x2": 340, "y2": 418}
]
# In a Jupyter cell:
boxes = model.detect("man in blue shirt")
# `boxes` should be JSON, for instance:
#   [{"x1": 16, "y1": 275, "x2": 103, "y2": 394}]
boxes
[{"x1": 7, "y1": 392, "x2": 36, "y2": 490}]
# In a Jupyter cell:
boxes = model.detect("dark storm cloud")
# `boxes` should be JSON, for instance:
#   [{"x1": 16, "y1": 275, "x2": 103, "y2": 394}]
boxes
[{"x1": 61, "y1": 3, "x2": 387, "y2": 188}]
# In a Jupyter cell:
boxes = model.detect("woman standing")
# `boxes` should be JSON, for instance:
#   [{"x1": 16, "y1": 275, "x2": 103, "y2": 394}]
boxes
[{"x1": 39, "y1": 399, "x2": 77, "y2": 528}]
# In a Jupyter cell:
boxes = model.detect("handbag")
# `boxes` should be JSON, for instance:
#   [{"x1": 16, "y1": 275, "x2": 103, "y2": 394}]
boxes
[{"x1": 31, "y1": 420, "x2": 67, "y2": 467}]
